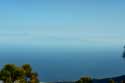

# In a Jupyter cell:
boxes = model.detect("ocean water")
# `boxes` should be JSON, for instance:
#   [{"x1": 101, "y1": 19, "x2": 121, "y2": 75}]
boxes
[{"x1": 0, "y1": 46, "x2": 125, "y2": 82}]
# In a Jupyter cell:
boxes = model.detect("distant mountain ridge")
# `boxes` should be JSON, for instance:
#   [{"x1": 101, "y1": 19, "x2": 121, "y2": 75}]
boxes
[
  {"x1": 93, "y1": 75, "x2": 125, "y2": 83},
  {"x1": 51, "y1": 75, "x2": 125, "y2": 83}
]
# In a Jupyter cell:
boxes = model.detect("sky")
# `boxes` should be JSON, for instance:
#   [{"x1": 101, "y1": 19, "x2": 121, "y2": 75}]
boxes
[{"x1": 0, "y1": 0, "x2": 125, "y2": 49}]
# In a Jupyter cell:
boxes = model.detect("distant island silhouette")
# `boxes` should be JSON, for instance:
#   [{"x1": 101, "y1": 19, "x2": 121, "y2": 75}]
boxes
[{"x1": 53, "y1": 75, "x2": 125, "y2": 83}]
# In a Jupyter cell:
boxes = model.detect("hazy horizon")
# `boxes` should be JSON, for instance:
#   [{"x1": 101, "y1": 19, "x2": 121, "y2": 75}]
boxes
[{"x1": 0, "y1": 0, "x2": 124, "y2": 49}]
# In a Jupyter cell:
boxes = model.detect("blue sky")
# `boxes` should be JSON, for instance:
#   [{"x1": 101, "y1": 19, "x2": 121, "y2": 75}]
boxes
[{"x1": 0, "y1": 0, "x2": 125, "y2": 48}]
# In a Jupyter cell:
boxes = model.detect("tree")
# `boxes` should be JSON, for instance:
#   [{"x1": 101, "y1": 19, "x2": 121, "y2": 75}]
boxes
[
  {"x1": 22, "y1": 64, "x2": 32, "y2": 77},
  {"x1": 75, "y1": 80, "x2": 81, "y2": 83},
  {"x1": 14, "y1": 67, "x2": 25, "y2": 82},
  {"x1": 109, "y1": 79, "x2": 115, "y2": 83},
  {"x1": 0, "y1": 64, "x2": 39, "y2": 83},
  {"x1": 29, "y1": 72, "x2": 39, "y2": 83},
  {"x1": 80, "y1": 77, "x2": 92, "y2": 83},
  {"x1": 0, "y1": 70, "x2": 11, "y2": 83},
  {"x1": 0, "y1": 64, "x2": 17, "y2": 83}
]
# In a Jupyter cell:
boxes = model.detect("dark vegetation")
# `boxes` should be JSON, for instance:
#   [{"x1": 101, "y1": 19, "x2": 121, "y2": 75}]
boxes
[
  {"x1": 0, "y1": 64, "x2": 39, "y2": 83},
  {"x1": 75, "y1": 75, "x2": 125, "y2": 83},
  {"x1": 53, "y1": 76, "x2": 125, "y2": 83}
]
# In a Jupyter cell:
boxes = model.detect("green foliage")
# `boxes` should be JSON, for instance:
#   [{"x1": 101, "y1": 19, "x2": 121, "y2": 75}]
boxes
[
  {"x1": 80, "y1": 77, "x2": 92, "y2": 83},
  {"x1": 0, "y1": 64, "x2": 39, "y2": 83},
  {"x1": 22, "y1": 64, "x2": 32, "y2": 77},
  {"x1": 0, "y1": 70, "x2": 11, "y2": 83},
  {"x1": 75, "y1": 77, "x2": 92, "y2": 83},
  {"x1": 30, "y1": 72, "x2": 39, "y2": 83}
]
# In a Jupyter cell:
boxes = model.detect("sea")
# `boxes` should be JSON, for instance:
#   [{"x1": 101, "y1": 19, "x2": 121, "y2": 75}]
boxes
[{"x1": 0, "y1": 45, "x2": 125, "y2": 82}]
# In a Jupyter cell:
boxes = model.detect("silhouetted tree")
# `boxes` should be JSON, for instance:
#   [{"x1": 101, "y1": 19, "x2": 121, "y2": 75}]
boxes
[
  {"x1": 75, "y1": 80, "x2": 81, "y2": 83},
  {"x1": 109, "y1": 79, "x2": 115, "y2": 83},
  {"x1": 80, "y1": 77, "x2": 92, "y2": 83}
]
